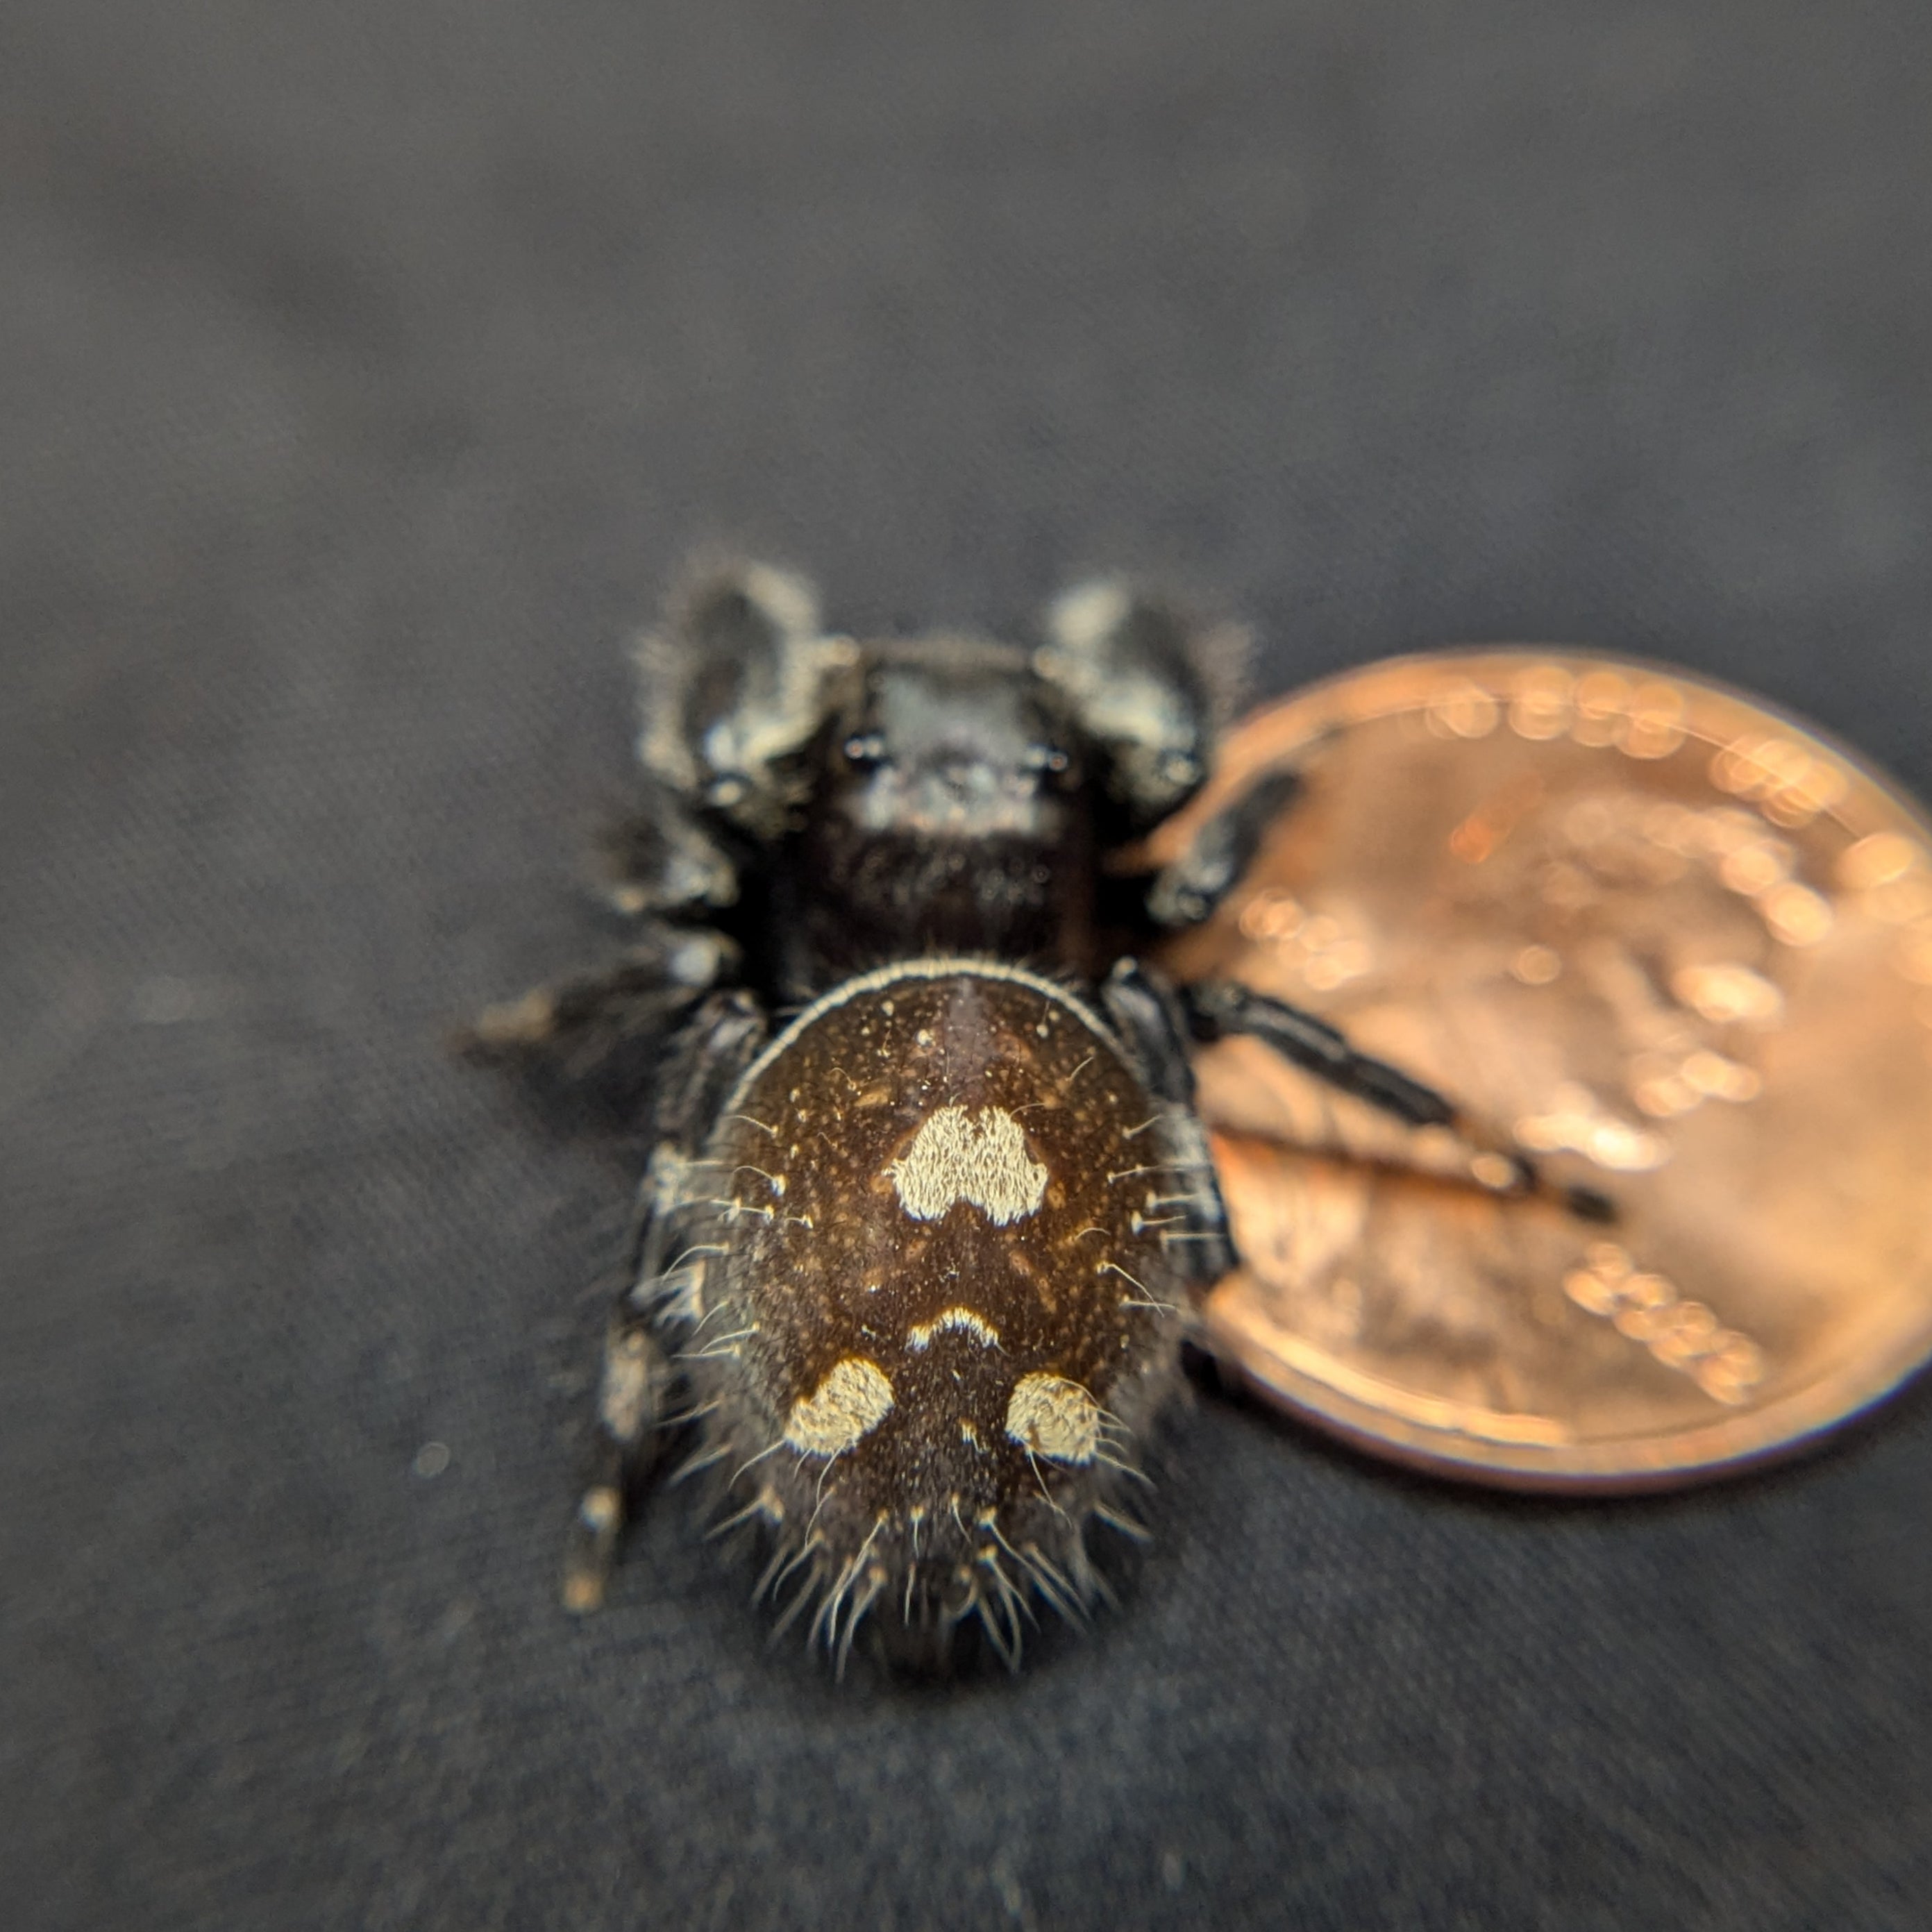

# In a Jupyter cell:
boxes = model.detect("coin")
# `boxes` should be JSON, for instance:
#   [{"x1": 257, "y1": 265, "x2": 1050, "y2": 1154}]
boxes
[{"x1": 1152, "y1": 651, "x2": 1932, "y2": 1488}]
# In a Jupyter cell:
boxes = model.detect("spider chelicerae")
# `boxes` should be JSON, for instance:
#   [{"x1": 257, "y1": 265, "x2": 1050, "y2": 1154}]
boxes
[{"x1": 469, "y1": 562, "x2": 1554, "y2": 1671}]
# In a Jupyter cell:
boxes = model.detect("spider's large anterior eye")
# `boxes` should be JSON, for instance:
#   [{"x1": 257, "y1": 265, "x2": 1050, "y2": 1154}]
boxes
[
  {"x1": 843, "y1": 732, "x2": 888, "y2": 770},
  {"x1": 1026, "y1": 743, "x2": 1071, "y2": 777}
]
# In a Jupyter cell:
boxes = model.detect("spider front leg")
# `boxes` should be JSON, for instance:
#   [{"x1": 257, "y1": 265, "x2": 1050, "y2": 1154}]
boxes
[
  {"x1": 1145, "y1": 768, "x2": 1304, "y2": 927},
  {"x1": 562, "y1": 990, "x2": 769, "y2": 1613}
]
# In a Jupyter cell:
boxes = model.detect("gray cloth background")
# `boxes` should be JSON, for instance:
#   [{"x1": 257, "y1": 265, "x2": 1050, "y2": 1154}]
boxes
[{"x1": 6, "y1": 5, "x2": 1931, "y2": 1928}]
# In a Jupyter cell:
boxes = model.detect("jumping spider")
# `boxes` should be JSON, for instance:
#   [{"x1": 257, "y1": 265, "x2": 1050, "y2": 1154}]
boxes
[{"x1": 470, "y1": 562, "x2": 1550, "y2": 1670}]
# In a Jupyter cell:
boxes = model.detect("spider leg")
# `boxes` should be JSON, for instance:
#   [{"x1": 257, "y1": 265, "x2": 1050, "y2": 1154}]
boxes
[
  {"x1": 562, "y1": 1311, "x2": 673, "y2": 1613},
  {"x1": 1184, "y1": 979, "x2": 1455, "y2": 1129},
  {"x1": 1134, "y1": 746, "x2": 1613, "y2": 1218},
  {"x1": 1098, "y1": 960, "x2": 1236, "y2": 1292},
  {"x1": 1145, "y1": 768, "x2": 1304, "y2": 928},
  {"x1": 561, "y1": 990, "x2": 769, "y2": 1613},
  {"x1": 1180, "y1": 977, "x2": 1615, "y2": 1220},
  {"x1": 455, "y1": 918, "x2": 739, "y2": 1134},
  {"x1": 462, "y1": 557, "x2": 825, "y2": 1129},
  {"x1": 593, "y1": 775, "x2": 745, "y2": 921}
]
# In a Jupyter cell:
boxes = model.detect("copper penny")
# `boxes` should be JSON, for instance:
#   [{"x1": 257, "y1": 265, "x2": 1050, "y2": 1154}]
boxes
[{"x1": 1152, "y1": 651, "x2": 1932, "y2": 1488}]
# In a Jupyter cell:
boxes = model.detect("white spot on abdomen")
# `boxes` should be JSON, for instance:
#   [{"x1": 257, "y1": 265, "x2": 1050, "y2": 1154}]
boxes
[
  {"x1": 784, "y1": 1356, "x2": 895, "y2": 1457},
  {"x1": 888, "y1": 1106, "x2": 1048, "y2": 1225},
  {"x1": 906, "y1": 1307, "x2": 1002, "y2": 1350},
  {"x1": 1005, "y1": 1372, "x2": 1100, "y2": 1463}
]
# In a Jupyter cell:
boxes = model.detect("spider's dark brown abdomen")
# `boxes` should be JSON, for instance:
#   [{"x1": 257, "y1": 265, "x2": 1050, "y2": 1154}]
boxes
[{"x1": 672, "y1": 959, "x2": 1192, "y2": 1662}]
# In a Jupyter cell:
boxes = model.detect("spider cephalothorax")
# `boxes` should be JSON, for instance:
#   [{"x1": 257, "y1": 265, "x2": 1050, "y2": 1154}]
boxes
[
  {"x1": 470, "y1": 562, "x2": 1534, "y2": 1670},
  {"x1": 787, "y1": 641, "x2": 1096, "y2": 980}
]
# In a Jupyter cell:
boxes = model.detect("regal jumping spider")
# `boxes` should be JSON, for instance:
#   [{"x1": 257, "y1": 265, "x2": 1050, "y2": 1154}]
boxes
[{"x1": 471, "y1": 563, "x2": 1540, "y2": 1670}]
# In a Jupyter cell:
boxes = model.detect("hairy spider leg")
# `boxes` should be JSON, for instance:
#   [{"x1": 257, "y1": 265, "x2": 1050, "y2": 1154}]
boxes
[
  {"x1": 1097, "y1": 959, "x2": 1237, "y2": 1290},
  {"x1": 1181, "y1": 978, "x2": 1614, "y2": 1220},
  {"x1": 561, "y1": 993, "x2": 770, "y2": 1613},
  {"x1": 455, "y1": 921, "x2": 740, "y2": 1134}
]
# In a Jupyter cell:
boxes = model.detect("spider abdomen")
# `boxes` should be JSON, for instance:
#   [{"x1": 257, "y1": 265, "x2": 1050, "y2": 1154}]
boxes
[{"x1": 668, "y1": 959, "x2": 1190, "y2": 1662}]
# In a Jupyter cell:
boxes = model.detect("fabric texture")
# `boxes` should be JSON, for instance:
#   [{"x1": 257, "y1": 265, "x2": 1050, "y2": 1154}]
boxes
[{"x1": 5, "y1": 4, "x2": 1931, "y2": 1927}]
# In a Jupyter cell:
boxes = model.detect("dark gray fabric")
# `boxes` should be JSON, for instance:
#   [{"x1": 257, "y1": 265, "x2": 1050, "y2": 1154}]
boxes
[{"x1": 6, "y1": 4, "x2": 1931, "y2": 1927}]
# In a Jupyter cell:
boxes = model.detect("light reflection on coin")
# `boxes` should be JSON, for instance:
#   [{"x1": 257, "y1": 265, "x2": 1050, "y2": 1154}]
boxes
[{"x1": 1155, "y1": 652, "x2": 1932, "y2": 1488}]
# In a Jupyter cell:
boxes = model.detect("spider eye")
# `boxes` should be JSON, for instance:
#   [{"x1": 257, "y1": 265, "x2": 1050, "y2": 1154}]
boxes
[
  {"x1": 843, "y1": 732, "x2": 888, "y2": 769},
  {"x1": 1027, "y1": 744, "x2": 1071, "y2": 776}
]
